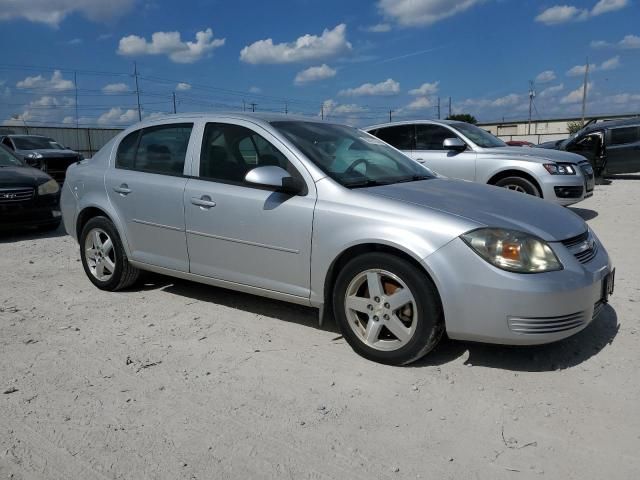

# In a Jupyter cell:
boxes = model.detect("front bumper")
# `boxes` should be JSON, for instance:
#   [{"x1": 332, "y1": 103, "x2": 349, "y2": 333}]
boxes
[
  {"x1": 425, "y1": 236, "x2": 612, "y2": 345},
  {"x1": 0, "y1": 195, "x2": 61, "y2": 230},
  {"x1": 538, "y1": 174, "x2": 589, "y2": 206}
]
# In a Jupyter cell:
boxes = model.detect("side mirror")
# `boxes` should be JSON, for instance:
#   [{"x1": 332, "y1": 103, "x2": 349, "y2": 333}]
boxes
[
  {"x1": 244, "y1": 166, "x2": 305, "y2": 195},
  {"x1": 443, "y1": 138, "x2": 466, "y2": 152}
]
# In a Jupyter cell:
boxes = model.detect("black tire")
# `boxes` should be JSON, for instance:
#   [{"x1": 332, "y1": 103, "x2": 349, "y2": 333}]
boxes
[
  {"x1": 333, "y1": 252, "x2": 444, "y2": 366},
  {"x1": 494, "y1": 176, "x2": 541, "y2": 197},
  {"x1": 79, "y1": 216, "x2": 140, "y2": 291}
]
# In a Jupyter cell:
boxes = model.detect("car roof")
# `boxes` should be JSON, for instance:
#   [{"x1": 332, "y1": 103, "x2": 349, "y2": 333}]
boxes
[
  {"x1": 129, "y1": 112, "x2": 328, "y2": 130},
  {"x1": 7, "y1": 134, "x2": 53, "y2": 139},
  {"x1": 583, "y1": 117, "x2": 640, "y2": 132},
  {"x1": 364, "y1": 119, "x2": 464, "y2": 131}
]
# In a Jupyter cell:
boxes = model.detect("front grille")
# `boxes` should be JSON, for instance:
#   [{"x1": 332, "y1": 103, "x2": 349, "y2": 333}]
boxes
[
  {"x1": 508, "y1": 311, "x2": 586, "y2": 334},
  {"x1": 554, "y1": 185, "x2": 584, "y2": 199},
  {"x1": 0, "y1": 187, "x2": 34, "y2": 203},
  {"x1": 561, "y1": 230, "x2": 598, "y2": 264}
]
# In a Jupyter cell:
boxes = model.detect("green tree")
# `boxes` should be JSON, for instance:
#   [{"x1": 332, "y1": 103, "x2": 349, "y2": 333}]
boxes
[
  {"x1": 446, "y1": 113, "x2": 478, "y2": 125},
  {"x1": 567, "y1": 120, "x2": 583, "y2": 135}
]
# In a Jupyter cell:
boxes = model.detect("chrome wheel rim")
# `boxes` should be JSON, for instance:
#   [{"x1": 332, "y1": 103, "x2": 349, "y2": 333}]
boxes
[
  {"x1": 84, "y1": 228, "x2": 116, "y2": 282},
  {"x1": 504, "y1": 184, "x2": 528, "y2": 194},
  {"x1": 344, "y1": 269, "x2": 418, "y2": 352}
]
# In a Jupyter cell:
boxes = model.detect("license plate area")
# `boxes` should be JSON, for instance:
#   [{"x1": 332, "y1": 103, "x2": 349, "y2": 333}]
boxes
[{"x1": 602, "y1": 268, "x2": 615, "y2": 303}]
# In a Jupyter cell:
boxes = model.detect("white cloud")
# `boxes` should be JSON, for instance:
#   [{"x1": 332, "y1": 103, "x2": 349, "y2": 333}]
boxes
[
  {"x1": 322, "y1": 99, "x2": 367, "y2": 117},
  {"x1": 591, "y1": 0, "x2": 628, "y2": 16},
  {"x1": 248, "y1": 86, "x2": 262, "y2": 94},
  {"x1": 118, "y1": 28, "x2": 225, "y2": 64},
  {"x1": 97, "y1": 107, "x2": 139, "y2": 126},
  {"x1": 561, "y1": 83, "x2": 593, "y2": 104},
  {"x1": 536, "y1": 1, "x2": 629, "y2": 25},
  {"x1": 405, "y1": 97, "x2": 434, "y2": 110},
  {"x1": 363, "y1": 23, "x2": 391, "y2": 32},
  {"x1": 408, "y1": 81, "x2": 439, "y2": 96},
  {"x1": 68, "y1": 38, "x2": 82, "y2": 45},
  {"x1": 0, "y1": 0, "x2": 135, "y2": 27},
  {"x1": 566, "y1": 63, "x2": 596, "y2": 77},
  {"x1": 539, "y1": 83, "x2": 565, "y2": 97},
  {"x1": 607, "y1": 93, "x2": 640, "y2": 104},
  {"x1": 102, "y1": 82, "x2": 130, "y2": 94},
  {"x1": 16, "y1": 70, "x2": 74, "y2": 91},
  {"x1": 240, "y1": 24, "x2": 351, "y2": 64},
  {"x1": 5, "y1": 95, "x2": 75, "y2": 125},
  {"x1": 294, "y1": 64, "x2": 337, "y2": 85},
  {"x1": 619, "y1": 34, "x2": 640, "y2": 49},
  {"x1": 339, "y1": 78, "x2": 400, "y2": 97},
  {"x1": 176, "y1": 82, "x2": 191, "y2": 91},
  {"x1": 378, "y1": 0, "x2": 483, "y2": 27},
  {"x1": 29, "y1": 95, "x2": 75, "y2": 108},
  {"x1": 535, "y1": 70, "x2": 556, "y2": 83},
  {"x1": 600, "y1": 55, "x2": 621, "y2": 70},
  {"x1": 590, "y1": 40, "x2": 610, "y2": 48},
  {"x1": 491, "y1": 93, "x2": 521, "y2": 107}
]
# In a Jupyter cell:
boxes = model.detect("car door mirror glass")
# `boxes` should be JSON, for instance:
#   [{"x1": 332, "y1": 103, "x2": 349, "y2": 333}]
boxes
[
  {"x1": 245, "y1": 166, "x2": 303, "y2": 194},
  {"x1": 443, "y1": 138, "x2": 466, "y2": 152}
]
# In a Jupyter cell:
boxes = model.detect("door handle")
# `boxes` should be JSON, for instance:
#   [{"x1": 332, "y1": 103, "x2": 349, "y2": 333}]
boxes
[
  {"x1": 191, "y1": 196, "x2": 216, "y2": 209},
  {"x1": 113, "y1": 184, "x2": 131, "y2": 195}
]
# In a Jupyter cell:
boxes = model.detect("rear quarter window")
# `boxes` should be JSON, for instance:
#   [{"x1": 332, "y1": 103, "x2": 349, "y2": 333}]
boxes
[{"x1": 609, "y1": 127, "x2": 640, "y2": 146}]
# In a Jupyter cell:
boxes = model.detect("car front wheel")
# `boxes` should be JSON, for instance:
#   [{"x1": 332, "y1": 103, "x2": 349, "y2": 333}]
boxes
[
  {"x1": 333, "y1": 252, "x2": 444, "y2": 365},
  {"x1": 494, "y1": 176, "x2": 541, "y2": 197},
  {"x1": 79, "y1": 216, "x2": 140, "y2": 291}
]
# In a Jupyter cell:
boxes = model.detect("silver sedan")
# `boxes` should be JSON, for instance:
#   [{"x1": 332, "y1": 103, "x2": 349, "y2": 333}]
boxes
[
  {"x1": 365, "y1": 120, "x2": 595, "y2": 206},
  {"x1": 61, "y1": 113, "x2": 614, "y2": 365}
]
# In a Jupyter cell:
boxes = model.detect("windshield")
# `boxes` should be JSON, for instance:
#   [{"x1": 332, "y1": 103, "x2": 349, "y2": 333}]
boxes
[
  {"x1": 0, "y1": 145, "x2": 23, "y2": 167},
  {"x1": 272, "y1": 121, "x2": 433, "y2": 188},
  {"x1": 453, "y1": 123, "x2": 506, "y2": 148},
  {"x1": 12, "y1": 136, "x2": 64, "y2": 150}
]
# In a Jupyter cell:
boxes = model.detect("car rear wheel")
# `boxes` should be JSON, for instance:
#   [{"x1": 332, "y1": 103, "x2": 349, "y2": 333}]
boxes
[
  {"x1": 494, "y1": 176, "x2": 541, "y2": 197},
  {"x1": 333, "y1": 252, "x2": 444, "y2": 365},
  {"x1": 79, "y1": 216, "x2": 140, "y2": 291}
]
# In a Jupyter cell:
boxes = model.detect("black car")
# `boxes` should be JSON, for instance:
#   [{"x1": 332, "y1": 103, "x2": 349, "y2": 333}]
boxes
[
  {"x1": 537, "y1": 118, "x2": 640, "y2": 176},
  {"x1": 0, "y1": 145, "x2": 62, "y2": 231},
  {"x1": 0, "y1": 134, "x2": 82, "y2": 184}
]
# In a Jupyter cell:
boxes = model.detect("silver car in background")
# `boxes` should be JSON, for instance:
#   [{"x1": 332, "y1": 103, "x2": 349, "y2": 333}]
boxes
[
  {"x1": 61, "y1": 113, "x2": 614, "y2": 365},
  {"x1": 366, "y1": 120, "x2": 595, "y2": 206}
]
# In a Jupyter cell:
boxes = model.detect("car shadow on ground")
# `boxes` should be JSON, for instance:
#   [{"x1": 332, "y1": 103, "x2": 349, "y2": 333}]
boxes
[
  {"x1": 0, "y1": 224, "x2": 66, "y2": 244},
  {"x1": 569, "y1": 207, "x2": 598, "y2": 221},
  {"x1": 606, "y1": 174, "x2": 640, "y2": 181},
  {"x1": 133, "y1": 273, "x2": 619, "y2": 372}
]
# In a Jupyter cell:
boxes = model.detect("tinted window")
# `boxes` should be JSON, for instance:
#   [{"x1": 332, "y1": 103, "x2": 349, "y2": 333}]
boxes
[
  {"x1": 2, "y1": 137, "x2": 14, "y2": 150},
  {"x1": 610, "y1": 127, "x2": 639, "y2": 146},
  {"x1": 451, "y1": 123, "x2": 506, "y2": 148},
  {"x1": 200, "y1": 123, "x2": 297, "y2": 184},
  {"x1": 416, "y1": 125, "x2": 457, "y2": 150},
  {"x1": 0, "y1": 145, "x2": 23, "y2": 166},
  {"x1": 116, "y1": 124, "x2": 193, "y2": 175},
  {"x1": 374, "y1": 125, "x2": 415, "y2": 150},
  {"x1": 12, "y1": 136, "x2": 63, "y2": 150}
]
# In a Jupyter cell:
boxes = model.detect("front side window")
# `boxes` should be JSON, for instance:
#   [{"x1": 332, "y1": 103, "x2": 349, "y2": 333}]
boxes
[
  {"x1": 374, "y1": 125, "x2": 415, "y2": 150},
  {"x1": 115, "y1": 123, "x2": 193, "y2": 175},
  {"x1": 272, "y1": 121, "x2": 433, "y2": 188},
  {"x1": 609, "y1": 127, "x2": 639, "y2": 146},
  {"x1": 0, "y1": 145, "x2": 23, "y2": 166},
  {"x1": 415, "y1": 124, "x2": 458, "y2": 150},
  {"x1": 451, "y1": 122, "x2": 506, "y2": 148},
  {"x1": 200, "y1": 123, "x2": 297, "y2": 184}
]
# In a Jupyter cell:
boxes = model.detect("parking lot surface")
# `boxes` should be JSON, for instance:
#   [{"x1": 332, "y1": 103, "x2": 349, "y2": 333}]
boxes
[{"x1": 1, "y1": 178, "x2": 639, "y2": 480}]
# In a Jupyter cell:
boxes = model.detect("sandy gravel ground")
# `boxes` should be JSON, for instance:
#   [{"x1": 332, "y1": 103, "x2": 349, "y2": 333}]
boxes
[{"x1": 1, "y1": 178, "x2": 639, "y2": 480}]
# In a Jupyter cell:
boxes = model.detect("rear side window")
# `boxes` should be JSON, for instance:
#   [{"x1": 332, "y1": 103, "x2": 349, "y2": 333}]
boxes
[
  {"x1": 609, "y1": 127, "x2": 639, "y2": 146},
  {"x1": 374, "y1": 125, "x2": 415, "y2": 150},
  {"x1": 415, "y1": 125, "x2": 456, "y2": 150},
  {"x1": 115, "y1": 123, "x2": 193, "y2": 175}
]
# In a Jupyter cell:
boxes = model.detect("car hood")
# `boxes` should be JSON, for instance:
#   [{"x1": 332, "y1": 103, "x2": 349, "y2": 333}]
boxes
[
  {"x1": 362, "y1": 178, "x2": 586, "y2": 242},
  {"x1": 0, "y1": 166, "x2": 51, "y2": 187},
  {"x1": 477, "y1": 146, "x2": 584, "y2": 164},
  {"x1": 15, "y1": 149, "x2": 79, "y2": 158}
]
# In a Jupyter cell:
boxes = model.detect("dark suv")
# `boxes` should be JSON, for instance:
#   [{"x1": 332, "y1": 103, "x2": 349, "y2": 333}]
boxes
[{"x1": 538, "y1": 118, "x2": 640, "y2": 176}]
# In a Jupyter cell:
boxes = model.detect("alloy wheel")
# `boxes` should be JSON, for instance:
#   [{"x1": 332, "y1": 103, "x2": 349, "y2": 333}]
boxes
[{"x1": 84, "y1": 227, "x2": 116, "y2": 282}]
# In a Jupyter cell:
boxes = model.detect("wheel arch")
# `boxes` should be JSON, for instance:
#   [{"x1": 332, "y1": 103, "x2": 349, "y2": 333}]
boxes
[{"x1": 487, "y1": 169, "x2": 543, "y2": 198}]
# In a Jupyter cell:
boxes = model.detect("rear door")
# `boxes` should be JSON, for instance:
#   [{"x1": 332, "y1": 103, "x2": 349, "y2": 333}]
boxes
[
  {"x1": 372, "y1": 125, "x2": 415, "y2": 157},
  {"x1": 605, "y1": 126, "x2": 640, "y2": 174},
  {"x1": 105, "y1": 123, "x2": 194, "y2": 271},
  {"x1": 414, "y1": 124, "x2": 476, "y2": 181}
]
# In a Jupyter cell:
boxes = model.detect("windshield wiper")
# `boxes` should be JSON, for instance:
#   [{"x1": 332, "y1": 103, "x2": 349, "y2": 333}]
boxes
[
  {"x1": 343, "y1": 179, "x2": 386, "y2": 189},
  {"x1": 391, "y1": 175, "x2": 431, "y2": 184}
]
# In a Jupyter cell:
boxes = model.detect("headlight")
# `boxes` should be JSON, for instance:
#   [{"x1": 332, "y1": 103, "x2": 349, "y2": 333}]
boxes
[
  {"x1": 26, "y1": 152, "x2": 44, "y2": 159},
  {"x1": 38, "y1": 179, "x2": 60, "y2": 196},
  {"x1": 543, "y1": 163, "x2": 576, "y2": 175},
  {"x1": 461, "y1": 228, "x2": 562, "y2": 273}
]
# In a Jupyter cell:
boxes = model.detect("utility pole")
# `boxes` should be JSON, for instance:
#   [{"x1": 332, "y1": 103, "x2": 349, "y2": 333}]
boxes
[
  {"x1": 448, "y1": 97, "x2": 452, "y2": 119},
  {"x1": 389, "y1": 109, "x2": 393, "y2": 122},
  {"x1": 437, "y1": 97, "x2": 441, "y2": 120},
  {"x1": 284, "y1": 102, "x2": 288, "y2": 115},
  {"x1": 528, "y1": 80, "x2": 536, "y2": 135},
  {"x1": 74, "y1": 71, "x2": 80, "y2": 149},
  {"x1": 249, "y1": 102, "x2": 257, "y2": 112},
  {"x1": 242, "y1": 99, "x2": 246, "y2": 112},
  {"x1": 581, "y1": 58, "x2": 590, "y2": 126},
  {"x1": 321, "y1": 103, "x2": 324, "y2": 120},
  {"x1": 172, "y1": 92, "x2": 177, "y2": 114},
  {"x1": 134, "y1": 62, "x2": 142, "y2": 121}
]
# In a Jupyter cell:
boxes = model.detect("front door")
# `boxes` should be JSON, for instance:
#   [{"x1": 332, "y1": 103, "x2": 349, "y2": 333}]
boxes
[
  {"x1": 105, "y1": 123, "x2": 194, "y2": 272},
  {"x1": 605, "y1": 126, "x2": 640, "y2": 174},
  {"x1": 411, "y1": 124, "x2": 477, "y2": 181},
  {"x1": 567, "y1": 131, "x2": 605, "y2": 173},
  {"x1": 184, "y1": 121, "x2": 315, "y2": 298}
]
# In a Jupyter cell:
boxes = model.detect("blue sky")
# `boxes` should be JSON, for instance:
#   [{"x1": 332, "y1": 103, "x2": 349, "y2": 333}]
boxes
[{"x1": 0, "y1": 0, "x2": 639, "y2": 127}]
